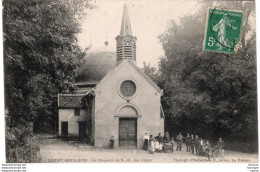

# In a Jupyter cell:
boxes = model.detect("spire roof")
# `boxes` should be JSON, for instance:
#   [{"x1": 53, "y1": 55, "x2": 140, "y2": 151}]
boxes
[{"x1": 120, "y1": 3, "x2": 133, "y2": 36}]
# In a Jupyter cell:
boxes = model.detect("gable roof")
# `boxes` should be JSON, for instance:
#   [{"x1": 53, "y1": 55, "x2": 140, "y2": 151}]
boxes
[
  {"x1": 96, "y1": 60, "x2": 163, "y2": 95},
  {"x1": 58, "y1": 89, "x2": 94, "y2": 108}
]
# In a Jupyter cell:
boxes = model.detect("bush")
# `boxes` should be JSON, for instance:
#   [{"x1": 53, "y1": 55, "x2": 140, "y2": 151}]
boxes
[
  {"x1": 6, "y1": 123, "x2": 41, "y2": 163},
  {"x1": 224, "y1": 140, "x2": 258, "y2": 153}
]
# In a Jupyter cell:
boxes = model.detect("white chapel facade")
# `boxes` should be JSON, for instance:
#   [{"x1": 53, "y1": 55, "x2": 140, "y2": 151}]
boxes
[{"x1": 58, "y1": 4, "x2": 164, "y2": 148}]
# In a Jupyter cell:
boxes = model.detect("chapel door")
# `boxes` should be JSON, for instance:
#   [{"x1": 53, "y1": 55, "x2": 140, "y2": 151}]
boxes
[
  {"x1": 119, "y1": 118, "x2": 137, "y2": 148},
  {"x1": 61, "y1": 122, "x2": 68, "y2": 137}
]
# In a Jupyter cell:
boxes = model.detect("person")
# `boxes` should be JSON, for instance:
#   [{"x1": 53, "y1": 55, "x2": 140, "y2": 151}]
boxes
[
  {"x1": 149, "y1": 134, "x2": 153, "y2": 144},
  {"x1": 143, "y1": 133, "x2": 149, "y2": 151},
  {"x1": 176, "y1": 132, "x2": 183, "y2": 151},
  {"x1": 159, "y1": 141, "x2": 163, "y2": 152},
  {"x1": 163, "y1": 132, "x2": 171, "y2": 153},
  {"x1": 155, "y1": 133, "x2": 163, "y2": 144},
  {"x1": 155, "y1": 138, "x2": 161, "y2": 152},
  {"x1": 149, "y1": 136, "x2": 155, "y2": 154},
  {"x1": 163, "y1": 132, "x2": 171, "y2": 143},
  {"x1": 199, "y1": 138, "x2": 205, "y2": 154},
  {"x1": 110, "y1": 136, "x2": 114, "y2": 149},
  {"x1": 195, "y1": 135, "x2": 200, "y2": 155},
  {"x1": 155, "y1": 133, "x2": 164, "y2": 151},
  {"x1": 185, "y1": 133, "x2": 191, "y2": 152},
  {"x1": 217, "y1": 137, "x2": 225, "y2": 158},
  {"x1": 190, "y1": 135, "x2": 195, "y2": 154},
  {"x1": 171, "y1": 137, "x2": 175, "y2": 152},
  {"x1": 204, "y1": 140, "x2": 211, "y2": 159}
]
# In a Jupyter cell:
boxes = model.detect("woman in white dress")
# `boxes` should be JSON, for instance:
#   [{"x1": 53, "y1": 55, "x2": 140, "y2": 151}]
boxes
[{"x1": 143, "y1": 133, "x2": 149, "y2": 151}]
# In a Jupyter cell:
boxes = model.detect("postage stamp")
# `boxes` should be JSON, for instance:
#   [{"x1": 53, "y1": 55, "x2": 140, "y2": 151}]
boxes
[{"x1": 204, "y1": 8, "x2": 243, "y2": 53}]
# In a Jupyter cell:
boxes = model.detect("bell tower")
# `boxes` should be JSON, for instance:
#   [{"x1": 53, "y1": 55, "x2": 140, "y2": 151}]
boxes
[{"x1": 116, "y1": 3, "x2": 137, "y2": 66}]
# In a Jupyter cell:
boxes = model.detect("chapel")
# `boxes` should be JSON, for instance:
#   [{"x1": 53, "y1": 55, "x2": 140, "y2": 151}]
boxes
[{"x1": 58, "y1": 4, "x2": 164, "y2": 148}]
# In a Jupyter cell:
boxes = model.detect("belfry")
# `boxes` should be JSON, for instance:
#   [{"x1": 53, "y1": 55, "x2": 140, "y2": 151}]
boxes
[{"x1": 116, "y1": 4, "x2": 137, "y2": 66}]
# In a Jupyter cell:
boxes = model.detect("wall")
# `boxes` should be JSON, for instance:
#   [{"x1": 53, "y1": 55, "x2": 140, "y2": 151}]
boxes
[
  {"x1": 94, "y1": 61, "x2": 164, "y2": 148},
  {"x1": 58, "y1": 108, "x2": 88, "y2": 136}
]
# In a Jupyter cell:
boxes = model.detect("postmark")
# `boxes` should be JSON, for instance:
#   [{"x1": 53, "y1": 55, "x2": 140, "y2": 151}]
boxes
[{"x1": 203, "y1": 8, "x2": 243, "y2": 53}]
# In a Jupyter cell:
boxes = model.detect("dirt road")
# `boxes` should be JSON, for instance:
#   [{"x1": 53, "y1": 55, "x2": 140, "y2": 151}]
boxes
[{"x1": 38, "y1": 134, "x2": 258, "y2": 163}]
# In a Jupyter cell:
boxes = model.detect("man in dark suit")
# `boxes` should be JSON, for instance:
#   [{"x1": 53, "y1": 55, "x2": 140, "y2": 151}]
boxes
[
  {"x1": 176, "y1": 132, "x2": 183, "y2": 151},
  {"x1": 185, "y1": 133, "x2": 191, "y2": 152},
  {"x1": 190, "y1": 135, "x2": 195, "y2": 154},
  {"x1": 195, "y1": 135, "x2": 200, "y2": 155}
]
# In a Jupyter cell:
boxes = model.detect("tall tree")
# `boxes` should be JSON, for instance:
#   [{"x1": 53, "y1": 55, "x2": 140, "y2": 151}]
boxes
[
  {"x1": 4, "y1": 0, "x2": 95, "y2": 162},
  {"x1": 157, "y1": 1, "x2": 257, "y2": 152},
  {"x1": 4, "y1": 0, "x2": 94, "y2": 130}
]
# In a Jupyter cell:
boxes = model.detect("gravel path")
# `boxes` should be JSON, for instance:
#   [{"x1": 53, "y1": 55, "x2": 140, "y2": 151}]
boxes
[{"x1": 38, "y1": 134, "x2": 258, "y2": 163}]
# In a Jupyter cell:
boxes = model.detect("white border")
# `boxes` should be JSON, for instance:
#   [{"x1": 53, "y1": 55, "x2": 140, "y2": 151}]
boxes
[
  {"x1": 0, "y1": 0, "x2": 5, "y2": 165},
  {"x1": 0, "y1": 1, "x2": 259, "y2": 172}
]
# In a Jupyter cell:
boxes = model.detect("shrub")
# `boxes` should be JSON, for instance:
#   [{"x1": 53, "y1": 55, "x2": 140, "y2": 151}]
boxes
[{"x1": 6, "y1": 123, "x2": 41, "y2": 163}]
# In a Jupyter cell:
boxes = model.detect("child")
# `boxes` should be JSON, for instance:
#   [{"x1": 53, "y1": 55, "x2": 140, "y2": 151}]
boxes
[
  {"x1": 110, "y1": 136, "x2": 114, "y2": 149},
  {"x1": 154, "y1": 138, "x2": 160, "y2": 152},
  {"x1": 159, "y1": 142, "x2": 163, "y2": 152},
  {"x1": 149, "y1": 138, "x2": 155, "y2": 154}
]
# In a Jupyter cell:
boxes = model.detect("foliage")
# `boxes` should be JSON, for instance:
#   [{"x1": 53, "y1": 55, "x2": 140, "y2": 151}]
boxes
[
  {"x1": 3, "y1": 0, "x2": 94, "y2": 162},
  {"x1": 147, "y1": 1, "x2": 257, "y2": 152},
  {"x1": 3, "y1": 0, "x2": 93, "y2": 128},
  {"x1": 6, "y1": 122, "x2": 40, "y2": 163},
  {"x1": 142, "y1": 62, "x2": 160, "y2": 83}
]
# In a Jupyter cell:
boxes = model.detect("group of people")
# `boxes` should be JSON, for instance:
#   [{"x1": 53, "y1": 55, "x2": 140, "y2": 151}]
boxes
[
  {"x1": 175, "y1": 132, "x2": 225, "y2": 158},
  {"x1": 176, "y1": 132, "x2": 202, "y2": 154},
  {"x1": 143, "y1": 132, "x2": 225, "y2": 158},
  {"x1": 143, "y1": 132, "x2": 174, "y2": 154}
]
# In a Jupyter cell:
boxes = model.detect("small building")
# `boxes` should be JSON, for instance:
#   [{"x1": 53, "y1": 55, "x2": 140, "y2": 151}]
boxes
[{"x1": 58, "y1": 4, "x2": 164, "y2": 148}]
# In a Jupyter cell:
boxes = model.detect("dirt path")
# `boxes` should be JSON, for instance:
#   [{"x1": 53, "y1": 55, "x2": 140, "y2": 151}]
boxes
[{"x1": 38, "y1": 134, "x2": 258, "y2": 163}]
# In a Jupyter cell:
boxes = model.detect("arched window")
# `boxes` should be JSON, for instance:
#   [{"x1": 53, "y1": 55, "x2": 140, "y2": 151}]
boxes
[{"x1": 117, "y1": 106, "x2": 138, "y2": 117}]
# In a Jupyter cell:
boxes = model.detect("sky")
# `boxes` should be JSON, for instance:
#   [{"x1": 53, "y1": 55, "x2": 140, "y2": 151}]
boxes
[{"x1": 77, "y1": 0, "x2": 200, "y2": 67}]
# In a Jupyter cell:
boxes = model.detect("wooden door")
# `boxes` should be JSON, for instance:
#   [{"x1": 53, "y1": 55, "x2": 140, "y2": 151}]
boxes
[
  {"x1": 119, "y1": 118, "x2": 137, "y2": 148},
  {"x1": 61, "y1": 122, "x2": 68, "y2": 137},
  {"x1": 78, "y1": 122, "x2": 87, "y2": 140}
]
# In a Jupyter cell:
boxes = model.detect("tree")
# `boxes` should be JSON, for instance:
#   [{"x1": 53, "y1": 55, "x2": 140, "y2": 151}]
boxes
[
  {"x1": 3, "y1": 0, "x2": 94, "y2": 162},
  {"x1": 157, "y1": 1, "x2": 257, "y2": 152},
  {"x1": 142, "y1": 62, "x2": 160, "y2": 83}
]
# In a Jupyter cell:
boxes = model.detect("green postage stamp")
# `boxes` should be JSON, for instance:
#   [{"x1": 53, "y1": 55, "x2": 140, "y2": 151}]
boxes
[{"x1": 204, "y1": 8, "x2": 243, "y2": 53}]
